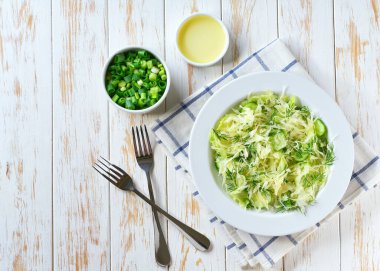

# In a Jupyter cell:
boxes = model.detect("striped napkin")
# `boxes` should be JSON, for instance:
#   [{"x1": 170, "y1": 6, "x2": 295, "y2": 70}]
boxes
[{"x1": 151, "y1": 39, "x2": 380, "y2": 269}]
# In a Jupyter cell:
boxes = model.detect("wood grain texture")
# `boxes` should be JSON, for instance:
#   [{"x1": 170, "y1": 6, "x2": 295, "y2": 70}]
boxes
[
  {"x1": 164, "y1": 1, "x2": 226, "y2": 270},
  {"x1": 278, "y1": 1, "x2": 341, "y2": 270},
  {"x1": 221, "y1": 0, "x2": 279, "y2": 270},
  {"x1": 108, "y1": 1, "x2": 167, "y2": 271},
  {"x1": 0, "y1": 1, "x2": 52, "y2": 270},
  {"x1": 0, "y1": 0, "x2": 380, "y2": 270},
  {"x1": 335, "y1": 1, "x2": 380, "y2": 270},
  {"x1": 52, "y1": 0, "x2": 110, "y2": 270}
]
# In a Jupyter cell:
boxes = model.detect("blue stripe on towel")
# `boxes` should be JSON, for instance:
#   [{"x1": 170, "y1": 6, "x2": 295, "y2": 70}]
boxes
[
  {"x1": 173, "y1": 141, "x2": 189, "y2": 157},
  {"x1": 281, "y1": 59, "x2": 297, "y2": 71},
  {"x1": 250, "y1": 234, "x2": 276, "y2": 265},
  {"x1": 209, "y1": 216, "x2": 218, "y2": 223},
  {"x1": 255, "y1": 54, "x2": 270, "y2": 71},
  {"x1": 351, "y1": 156, "x2": 379, "y2": 190},
  {"x1": 286, "y1": 235, "x2": 298, "y2": 245},
  {"x1": 238, "y1": 243, "x2": 247, "y2": 250},
  {"x1": 226, "y1": 242, "x2": 236, "y2": 250},
  {"x1": 180, "y1": 102, "x2": 196, "y2": 121}
]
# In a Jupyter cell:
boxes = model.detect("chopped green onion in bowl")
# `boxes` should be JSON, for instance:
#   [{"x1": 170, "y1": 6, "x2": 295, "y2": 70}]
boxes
[
  {"x1": 209, "y1": 92, "x2": 335, "y2": 213},
  {"x1": 104, "y1": 48, "x2": 169, "y2": 112}
]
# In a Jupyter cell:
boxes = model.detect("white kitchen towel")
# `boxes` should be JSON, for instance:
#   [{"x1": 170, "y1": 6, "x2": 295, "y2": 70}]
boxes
[{"x1": 151, "y1": 39, "x2": 380, "y2": 269}]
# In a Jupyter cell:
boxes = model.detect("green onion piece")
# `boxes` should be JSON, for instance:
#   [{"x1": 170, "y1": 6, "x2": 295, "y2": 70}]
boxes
[
  {"x1": 112, "y1": 94, "x2": 119, "y2": 102},
  {"x1": 114, "y1": 54, "x2": 125, "y2": 63},
  {"x1": 149, "y1": 99, "x2": 157, "y2": 106},
  {"x1": 147, "y1": 60, "x2": 153, "y2": 69},
  {"x1": 126, "y1": 100, "x2": 135, "y2": 109},
  {"x1": 117, "y1": 97, "x2": 126, "y2": 106},
  {"x1": 106, "y1": 84, "x2": 114, "y2": 92},
  {"x1": 151, "y1": 67, "x2": 159, "y2": 74},
  {"x1": 161, "y1": 74, "x2": 167, "y2": 81},
  {"x1": 150, "y1": 86, "x2": 159, "y2": 93},
  {"x1": 110, "y1": 79, "x2": 119, "y2": 86},
  {"x1": 138, "y1": 88, "x2": 146, "y2": 94},
  {"x1": 138, "y1": 99, "x2": 145, "y2": 107},
  {"x1": 124, "y1": 75, "x2": 132, "y2": 83},
  {"x1": 118, "y1": 81, "x2": 126, "y2": 88},
  {"x1": 132, "y1": 74, "x2": 140, "y2": 81},
  {"x1": 158, "y1": 81, "x2": 166, "y2": 89},
  {"x1": 149, "y1": 73, "x2": 157, "y2": 81},
  {"x1": 127, "y1": 62, "x2": 134, "y2": 69},
  {"x1": 137, "y1": 50, "x2": 146, "y2": 57}
]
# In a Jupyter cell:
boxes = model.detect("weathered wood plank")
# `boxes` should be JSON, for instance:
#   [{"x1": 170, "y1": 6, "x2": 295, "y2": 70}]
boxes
[
  {"x1": 164, "y1": 0, "x2": 226, "y2": 270},
  {"x1": 0, "y1": 1, "x2": 52, "y2": 270},
  {"x1": 278, "y1": 1, "x2": 341, "y2": 270},
  {"x1": 52, "y1": 0, "x2": 109, "y2": 270},
  {"x1": 335, "y1": 0, "x2": 380, "y2": 270},
  {"x1": 221, "y1": 0, "x2": 279, "y2": 270},
  {"x1": 108, "y1": 0, "x2": 167, "y2": 270}
]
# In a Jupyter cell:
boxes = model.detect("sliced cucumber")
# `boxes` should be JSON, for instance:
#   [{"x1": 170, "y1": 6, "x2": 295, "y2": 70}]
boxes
[{"x1": 314, "y1": 119, "x2": 327, "y2": 137}]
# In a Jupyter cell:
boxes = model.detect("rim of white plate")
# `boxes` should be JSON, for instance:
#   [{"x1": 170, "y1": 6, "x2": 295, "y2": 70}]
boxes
[{"x1": 189, "y1": 71, "x2": 354, "y2": 236}]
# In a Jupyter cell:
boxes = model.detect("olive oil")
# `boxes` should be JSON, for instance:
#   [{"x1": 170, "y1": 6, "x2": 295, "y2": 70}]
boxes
[{"x1": 177, "y1": 15, "x2": 226, "y2": 64}]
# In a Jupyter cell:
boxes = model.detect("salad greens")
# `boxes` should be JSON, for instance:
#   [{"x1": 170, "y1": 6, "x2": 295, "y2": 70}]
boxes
[
  {"x1": 105, "y1": 50, "x2": 167, "y2": 110},
  {"x1": 209, "y1": 92, "x2": 334, "y2": 212}
]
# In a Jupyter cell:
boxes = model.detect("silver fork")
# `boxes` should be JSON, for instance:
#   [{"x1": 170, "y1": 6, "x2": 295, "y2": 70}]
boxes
[
  {"x1": 93, "y1": 156, "x2": 211, "y2": 251},
  {"x1": 132, "y1": 125, "x2": 170, "y2": 266}
]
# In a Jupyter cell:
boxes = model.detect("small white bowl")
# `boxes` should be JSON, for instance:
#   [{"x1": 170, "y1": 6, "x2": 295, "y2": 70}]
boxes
[
  {"x1": 176, "y1": 13, "x2": 229, "y2": 67},
  {"x1": 102, "y1": 46, "x2": 170, "y2": 114}
]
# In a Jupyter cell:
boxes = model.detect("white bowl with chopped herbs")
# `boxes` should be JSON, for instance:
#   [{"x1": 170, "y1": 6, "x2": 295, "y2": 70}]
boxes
[
  {"x1": 189, "y1": 72, "x2": 354, "y2": 236},
  {"x1": 103, "y1": 46, "x2": 170, "y2": 114}
]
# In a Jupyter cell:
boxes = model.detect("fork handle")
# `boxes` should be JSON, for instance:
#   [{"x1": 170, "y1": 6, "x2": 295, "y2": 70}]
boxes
[
  {"x1": 133, "y1": 189, "x2": 211, "y2": 251},
  {"x1": 144, "y1": 172, "x2": 171, "y2": 266}
]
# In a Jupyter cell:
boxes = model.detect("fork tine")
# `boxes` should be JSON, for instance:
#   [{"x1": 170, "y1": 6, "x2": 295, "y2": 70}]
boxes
[
  {"x1": 97, "y1": 159, "x2": 123, "y2": 178},
  {"x1": 95, "y1": 161, "x2": 121, "y2": 181},
  {"x1": 144, "y1": 125, "x2": 153, "y2": 155},
  {"x1": 139, "y1": 126, "x2": 149, "y2": 156},
  {"x1": 99, "y1": 156, "x2": 127, "y2": 175},
  {"x1": 135, "y1": 126, "x2": 144, "y2": 157},
  {"x1": 131, "y1": 127, "x2": 140, "y2": 157},
  {"x1": 93, "y1": 165, "x2": 117, "y2": 185}
]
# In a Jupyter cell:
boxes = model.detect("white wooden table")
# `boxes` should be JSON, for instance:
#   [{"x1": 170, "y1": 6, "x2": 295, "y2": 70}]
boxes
[{"x1": 1, "y1": 0, "x2": 380, "y2": 270}]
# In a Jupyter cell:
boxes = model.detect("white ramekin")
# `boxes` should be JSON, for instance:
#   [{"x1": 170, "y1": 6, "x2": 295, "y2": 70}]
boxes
[
  {"x1": 175, "y1": 13, "x2": 230, "y2": 67},
  {"x1": 102, "y1": 46, "x2": 170, "y2": 114}
]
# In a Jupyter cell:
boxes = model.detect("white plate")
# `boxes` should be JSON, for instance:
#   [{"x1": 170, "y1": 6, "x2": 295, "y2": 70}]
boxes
[{"x1": 189, "y1": 72, "x2": 354, "y2": 236}]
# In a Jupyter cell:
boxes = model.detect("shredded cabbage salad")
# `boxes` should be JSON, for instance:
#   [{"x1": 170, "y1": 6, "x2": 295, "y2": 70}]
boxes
[{"x1": 209, "y1": 91, "x2": 335, "y2": 212}]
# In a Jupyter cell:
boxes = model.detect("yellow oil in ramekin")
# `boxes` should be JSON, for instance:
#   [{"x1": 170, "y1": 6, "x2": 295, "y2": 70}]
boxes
[{"x1": 177, "y1": 15, "x2": 226, "y2": 64}]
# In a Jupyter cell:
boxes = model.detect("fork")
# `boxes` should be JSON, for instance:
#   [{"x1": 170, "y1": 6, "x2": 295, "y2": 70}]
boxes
[
  {"x1": 132, "y1": 125, "x2": 170, "y2": 266},
  {"x1": 93, "y1": 156, "x2": 211, "y2": 252}
]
